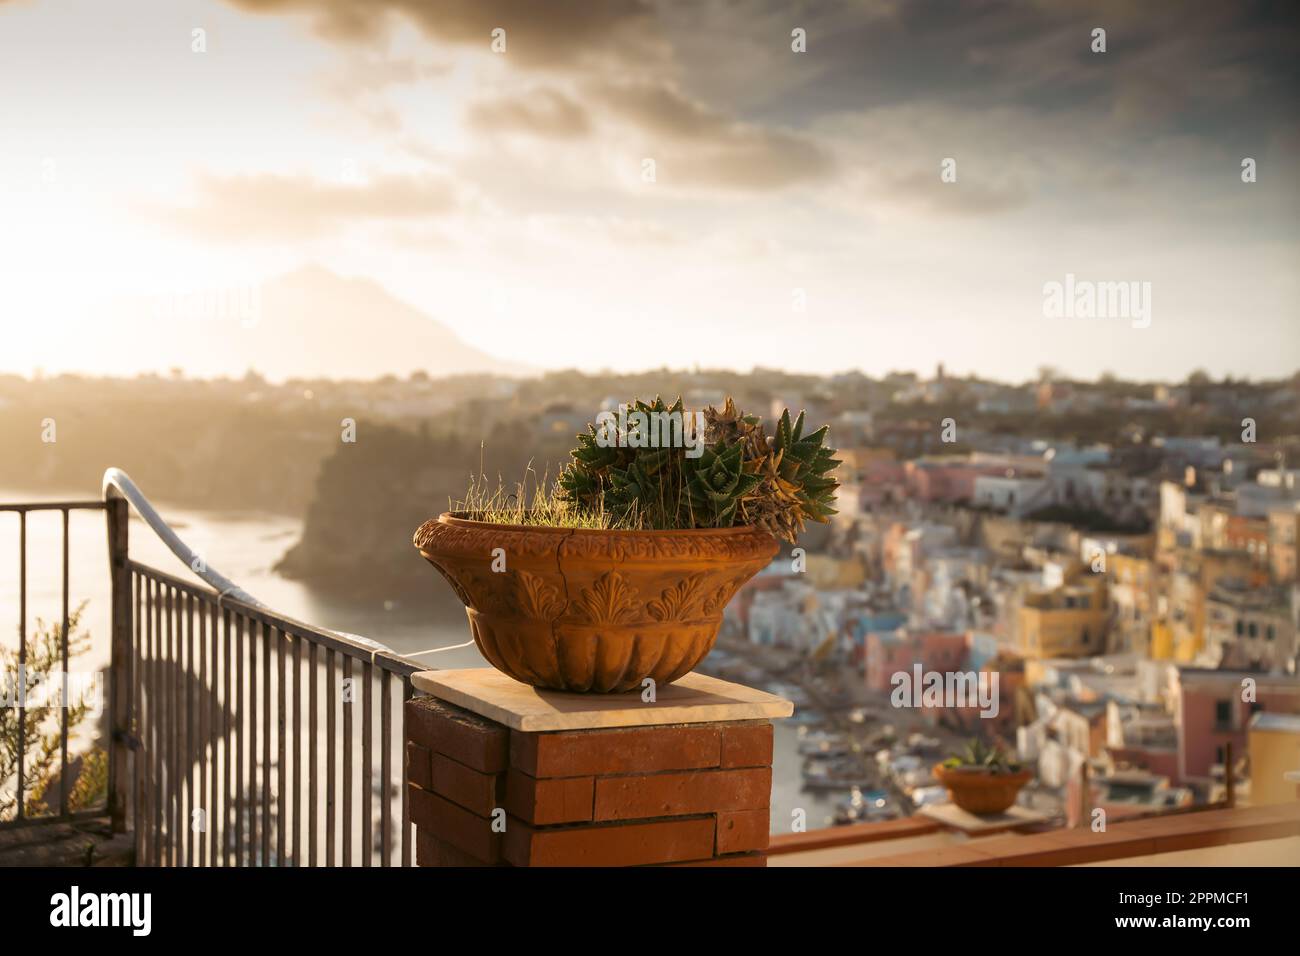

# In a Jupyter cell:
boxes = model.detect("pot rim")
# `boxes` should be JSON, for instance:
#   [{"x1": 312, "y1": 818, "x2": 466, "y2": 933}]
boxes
[
  {"x1": 432, "y1": 510, "x2": 777, "y2": 538},
  {"x1": 934, "y1": 763, "x2": 1032, "y2": 783}
]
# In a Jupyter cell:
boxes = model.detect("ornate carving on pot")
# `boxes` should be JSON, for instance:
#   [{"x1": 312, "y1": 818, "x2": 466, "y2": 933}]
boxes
[
  {"x1": 514, "y1": 569, "x2": 565, "y2": 621},
  {"x1": 571, "y1": 571, "x2": 640, "y2": 626},
  {"x1": 413, "y1": 513, "x2": 778, "y2": 693},
  {"x1": 646, "y1": 574, "x2": 708, "y2": 622}
]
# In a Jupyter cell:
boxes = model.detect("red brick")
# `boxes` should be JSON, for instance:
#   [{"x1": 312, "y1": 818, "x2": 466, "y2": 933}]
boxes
[
  {"x1": 505, "y1": 770, "x2": 594, "y2": 825},
  {"x1": 667, "y1": 853, "x2": 768, "y2": 867},
  {"x1": 416, "y1": 830, "x2": 497, "y2": 867},
  {"x1": 406, "y1": 742, "x2": 433, "y2": 791},
  {"x1": 512, "y1": 725, "x2": 721, "y2": 778},
  {"x1": 716, "y1": 808, "x2": 770, "y2": 854},
  {"x1": 405, "y1": 696, "x2": 508, "y2": 773},
  {"x1": 593, "y1": 768, "x2": 771, "y2": 821},
  {"x1": 409, "y1": 784, "x2": 502, "y2": 863},
  {"x1": 720, "y1": 722, "x2": 773, "y2": 768},
  {"x1": 504, "y1": 815, "x2": 716, "y2": 867},
  {"x1": 431, "y1": 752, "x2": 504, "y2": 817}
]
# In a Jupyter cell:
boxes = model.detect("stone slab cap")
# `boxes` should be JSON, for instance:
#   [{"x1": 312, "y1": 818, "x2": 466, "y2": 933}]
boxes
[
  {"x1": 411, "y1": 668, "x2": 794, "y2": 732},
  {"x1": 919, "y1": 802, "x2": 1050, "y2": 835}
]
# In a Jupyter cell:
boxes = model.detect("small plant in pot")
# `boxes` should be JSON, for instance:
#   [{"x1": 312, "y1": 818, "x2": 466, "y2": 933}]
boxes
[
  {"x1": 933, "y1": 738, "x2": 1032, "y2": 815},
  {"x1": 413, "y1": 396, "x2": 839, "y2": 693}
]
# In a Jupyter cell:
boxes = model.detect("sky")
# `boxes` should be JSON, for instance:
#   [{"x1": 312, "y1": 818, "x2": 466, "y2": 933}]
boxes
[{"x1": 0, "y1": 0, "x2": 1297, "y2": 382}]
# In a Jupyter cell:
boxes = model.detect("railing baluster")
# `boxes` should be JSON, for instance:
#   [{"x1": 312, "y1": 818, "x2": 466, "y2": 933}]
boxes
[
  {"x1": 16, "y1": 511, "x2": 26, "y2": 822},
  {"x1": 248, "y1": 615, "x2": 259, "y2": 865},
  {"x1": 221, "y1": 606, "x2": 232, "y2": 867},
  {"x1": 197, "y1": 597, "x2": 207, "y2": 867},
  {"x1": 363, "y1": 659, "x2": 373, "y2": 867},
  {"x1": 309, "y1": 641, "x2": 318, "y2": 867},
  {"x1": 235, "y1": 613, "x2": 246, "y2": 865},
  {"x1": 59, "y1": 508, "x2": 70, "y2": 817},
  {"x1": 133, "y1": 571, "x2": 144, "y2": 863},
  {"x1": 174, "y1": 586, "x2": 183, "y2": 865},
  {"x1": 277, "y1": 626, "x2": 286, "y2": 866},
  {"x1": 153, "y1": 578, "x2": 163, "y2": 866},
  {"x1": 292, "y1": 634, "x2": 301, "y2": 867},
  {"x1": 169, "y1": 582, "x2": 179, "y2": 868},
  {"x1": 184, "y1": 591, "x2": 194, "y2": 866},
  {"x1": 108, "y1": 497, "x2": 131, "y2": 835},
  {"x1": 149, "y1": 577, "x2": 160, "y2": 866},
  {"x1": 262, "y1": 622, "x2": 272, "y2": 866},
  {"x1": 326, "y1": 648, "x2": 336, "y2": 866},
  {"x1": 381, "y1": 669, "x2": 392, "y2": 866},
  {"x1": 145, "y1": 574, "x2": 155, "y2": 868},
  {"x1": 342, "y1": 656, "x2": 353, "y2": 867},
  {"x1": 209, "y1": 601, "x2": 219, "y2": 867},
  {"x1": 401, "y1": 678, "x2": 413, "y2": 867}
]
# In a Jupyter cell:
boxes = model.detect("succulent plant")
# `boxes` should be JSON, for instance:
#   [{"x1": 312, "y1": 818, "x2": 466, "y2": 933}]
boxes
[
  {"x1": 558, "y1": 394, "x2": 839, "y2": 543},
  {"x1": 723, "y1": 406, "x2": 841, "y2": 541},
  {"x1": 686, "y1": 441, "x2": 762, "y2": 527},
  {"x1": 943, "y1": 737, "x2": 1021, "y2": 775}
]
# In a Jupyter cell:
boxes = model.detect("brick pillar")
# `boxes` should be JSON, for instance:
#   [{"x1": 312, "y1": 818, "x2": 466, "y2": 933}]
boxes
[{"x1": 404, "y1": 669, "x2": 788, "y2": 867}]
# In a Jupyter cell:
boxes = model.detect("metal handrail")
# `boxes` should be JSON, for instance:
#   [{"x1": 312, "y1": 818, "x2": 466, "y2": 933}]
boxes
[{"x1": 101, "y1": 467, "x2": 403, "y2": 661}]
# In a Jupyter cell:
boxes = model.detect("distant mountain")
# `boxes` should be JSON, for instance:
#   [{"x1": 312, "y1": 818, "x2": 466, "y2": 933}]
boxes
[
  {"x1": 237, "y1": 266, "x2": 534, "y2": 381},
  {"x1": 71, "y1": 265, "x2": 534, "y2": 382}
]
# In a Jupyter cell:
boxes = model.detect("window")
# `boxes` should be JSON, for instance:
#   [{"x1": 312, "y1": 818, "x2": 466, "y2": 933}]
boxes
[
  {"x1": 1215, "y1": 700, "x2": 1233, "y2": 729},
  {"x1": 1248, "y1": 622, "x2": 1258, "y2": 639},
  {"x1": 1267, "y1": 626, "x2": 1275, "y2": 642},
  {"x1": 1235, "y1": 619, "x2": 1245, "y2": 637}
]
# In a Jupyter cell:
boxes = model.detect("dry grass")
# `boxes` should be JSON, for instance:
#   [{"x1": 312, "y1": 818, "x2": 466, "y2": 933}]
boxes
[{"x1": 450, "y1": 464, "x2": 635, "y2": 530}]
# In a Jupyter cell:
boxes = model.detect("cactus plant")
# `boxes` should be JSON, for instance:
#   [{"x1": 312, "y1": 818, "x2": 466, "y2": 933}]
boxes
[
  {"x1": 942, "y1": 737, "x2": 1022, "y2": 775},
  {"x1": 557, "y1": 395, "x2": 838, "y2": 543}
]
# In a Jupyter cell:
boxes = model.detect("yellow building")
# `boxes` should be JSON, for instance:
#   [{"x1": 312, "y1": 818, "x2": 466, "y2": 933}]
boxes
[
  {"x1": 1107, "y1": 552, "x2": 1156, "y2": 656},
  {"x1": 804, "y1": 554, "x2": 867, "y2": 589},
  {"x1": 1248, "y1": 713, "x2": 1300, "y2": 806},
  {"x1": 1018, "y1": 578, "x2": 1109, "y2": 659}
]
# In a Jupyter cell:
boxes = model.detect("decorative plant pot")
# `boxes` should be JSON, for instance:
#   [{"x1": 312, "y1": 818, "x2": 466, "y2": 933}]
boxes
[
  {"x1": 933, "y1": 764, "x2": 1032, "y2": 815},
  {"x1": 413, "y1": 513, "x2": 779, "y2": 693}
]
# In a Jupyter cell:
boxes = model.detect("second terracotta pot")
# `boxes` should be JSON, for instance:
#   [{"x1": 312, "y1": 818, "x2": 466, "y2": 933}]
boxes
[
  {"x1": 414, "y1": 513, "x2": 778, "y2": 693},
  {"x1": 933, "y1": 763, "x2": 1032, "y2": 815}
]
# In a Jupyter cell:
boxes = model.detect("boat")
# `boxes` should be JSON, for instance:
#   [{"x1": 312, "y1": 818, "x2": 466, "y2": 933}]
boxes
[
  {"x1": 796, "y1": 729, "x2": 850, "y2": 757},
  {"x1": 834, "y1": 787, "x2": 897, "y2": 825},
  {"x1": 800, "y1": 759, "x2": 874, "y2": 792},
  {"x1": 909, "y1": 785, "x2": 949, "y2": 809}
]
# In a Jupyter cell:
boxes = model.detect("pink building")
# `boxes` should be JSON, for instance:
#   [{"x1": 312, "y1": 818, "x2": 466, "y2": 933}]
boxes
[
  {"x1": 1174, "y1": 668, "x2": 1300, "y2": 784},
  {"x1": 865, "y1": 630, "x2": 970, "y2": 693},
  {"x1": 904, "y1": 460, "x2": 1007, "y2": 503},
  {"x1": 858, "y1": 458, "x2": 906, "y2": 506}
]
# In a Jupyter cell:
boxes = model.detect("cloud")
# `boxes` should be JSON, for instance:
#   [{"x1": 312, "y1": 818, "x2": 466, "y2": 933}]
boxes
[
  {"x1": 154, "y1": 171, "x2": 464, "y2": 241},
  {"x1": 224, "y1": 0, "x2": 660, "y2": 67},
  {"x1": 593, "y1": 81, "x2": 836, "y2": 190},
  {"x1": 884, "y1": 169, "x2": 1029, "y2": 217},
  {"x1": 466, "y1": 87, "x2": 591, "y2": 139},
  {"x1": 321, "y1": 55, "x2": 449, "y2": 99}
]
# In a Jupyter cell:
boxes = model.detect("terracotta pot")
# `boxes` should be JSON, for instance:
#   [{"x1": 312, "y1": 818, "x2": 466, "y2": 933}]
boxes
[
  {"x1": 933, "y1": 763, "x2": 1032, "y2": 815},
  {"x1": 413, "y1": 513, "x2": 779, "y2": 693}
]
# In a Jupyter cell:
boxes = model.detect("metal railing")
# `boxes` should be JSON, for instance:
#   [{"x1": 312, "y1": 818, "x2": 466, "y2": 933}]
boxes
[
  {"x1": 0, "y1": 499, "x2": 109, "y2": 829},
  {"x1": 3, "y1": 470, "x2": 424, "y2": 866}
]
